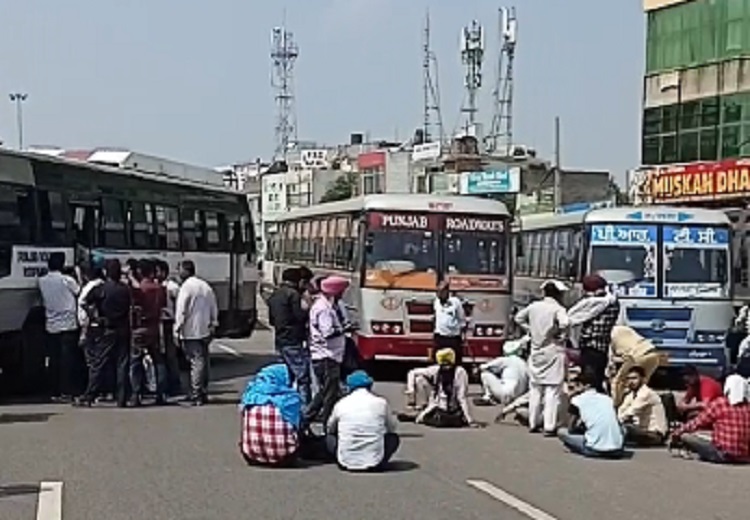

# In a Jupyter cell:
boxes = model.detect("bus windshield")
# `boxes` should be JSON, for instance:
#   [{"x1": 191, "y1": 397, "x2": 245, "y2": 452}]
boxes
[
  {"x1": 365, "y1": 229, "x2": 437, "y2": 273},
  {"x1": 445, "y1": 233, "x2": 505, "y2": 275},
  {"x1": 663, "y1": 225, "x2": 730, "y2": 299},
  {"x1": 588, "y1": 223, "x2": 658, "y2": 298}
]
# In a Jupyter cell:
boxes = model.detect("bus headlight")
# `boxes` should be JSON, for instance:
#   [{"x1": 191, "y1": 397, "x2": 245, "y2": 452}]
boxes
[{"x1": 370, "y1": 321, "x2": 405, "y2": 335}]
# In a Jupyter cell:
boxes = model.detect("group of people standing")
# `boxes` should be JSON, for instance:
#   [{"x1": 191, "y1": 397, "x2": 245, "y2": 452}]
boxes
[{"x1": 38, "y1": 252, "x2": 218, "y2": 408}]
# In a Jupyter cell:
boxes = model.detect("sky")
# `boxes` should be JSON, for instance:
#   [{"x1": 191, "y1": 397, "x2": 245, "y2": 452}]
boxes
[{"x1": 0, "y1": 0, "x2": 644, "y2": 182}]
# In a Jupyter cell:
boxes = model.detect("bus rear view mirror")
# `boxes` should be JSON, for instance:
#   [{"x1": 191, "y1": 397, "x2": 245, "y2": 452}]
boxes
[{"x1": 515, "y1": 235, "x2": 524, "y2": 257}]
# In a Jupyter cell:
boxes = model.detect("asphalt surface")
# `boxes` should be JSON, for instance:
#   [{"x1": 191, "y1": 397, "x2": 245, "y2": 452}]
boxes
[{"x1": 0, "y1": 330, "x2": 748, "y2": 520}]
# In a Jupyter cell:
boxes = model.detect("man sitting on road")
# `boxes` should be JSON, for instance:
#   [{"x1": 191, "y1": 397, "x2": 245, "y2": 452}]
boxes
[
  {"x1": 240, "y1": 364, "x2": 303, "y2": 467},
  {"x1": 618, "y1": 366, "x2": 668, "y2": 447},
  {"x1": 677, "y1": 365, "x2": 723, "y2": 421},
  {"x1": 327, "y1": 370, "x2": 400, "y2": 472},
  {"x1": 474, "y1": 336, "x2": 529, "y2": 413},
  {"x1": 558, "y1": 368, "x2": 625, "y2": 459},
  {"x1": 671, "y1": 374, "x2": 750, "y2": 464}
]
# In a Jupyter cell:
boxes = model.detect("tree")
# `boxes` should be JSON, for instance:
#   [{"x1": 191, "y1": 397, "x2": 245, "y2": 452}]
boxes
[
  {"x1": 608, "y1": 177, "x2": 629, "y2": 206},
  {"x1": 320, "y1": 173, "x2": 355, "y2": 203}
]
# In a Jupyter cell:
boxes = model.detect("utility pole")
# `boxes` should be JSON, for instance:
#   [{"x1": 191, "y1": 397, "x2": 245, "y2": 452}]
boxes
[
  {"x1": 9, "y1": 92, "x2": 28, "y2": 150},
  {"x1": 553, "y1": 116, "x2": 562, "y2": 211}
]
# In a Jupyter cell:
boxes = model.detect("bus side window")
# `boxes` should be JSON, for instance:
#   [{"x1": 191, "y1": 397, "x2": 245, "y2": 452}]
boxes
[
  {"x1": 131, "y1": 201, "x2": 154, "y2": 249},
  {"x1": 181, "y1": 209, "x2": 198, "y2": 251},
  {"x1": 101, "y1": 198, "x2": 128, "y2": 249},
  {"x1": 205, "y1": 211, "x2": 222, "y2": 251},
  {"x1": 349, "y1": 218, "x2": 362, "y2": 271},
  {"x1": 39, "y1": 191, "x2": 69, "y2": 245}
]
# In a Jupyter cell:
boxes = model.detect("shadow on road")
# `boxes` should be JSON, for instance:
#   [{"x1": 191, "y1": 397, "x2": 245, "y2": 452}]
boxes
[
  {"x1": 211, "y1": 353, "x2": 280, "y2": 384},
  {"x1": 0, "y1": 484, "x2": 39, "y2": 498},
  {"x1": 384, "y1": 460, "x2": 420, "y2": 472},
  {"x1": 0, "y1": 412, "x2": 56, "y2": 424}
]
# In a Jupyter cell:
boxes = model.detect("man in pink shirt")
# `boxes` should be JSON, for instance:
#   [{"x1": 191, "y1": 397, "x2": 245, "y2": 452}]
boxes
[{"x1": 304, "y1": 276, "x2": 349, "y2": 429}]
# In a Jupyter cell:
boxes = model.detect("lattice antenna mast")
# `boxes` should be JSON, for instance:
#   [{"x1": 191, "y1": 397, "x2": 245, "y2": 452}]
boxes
[
  {"x1": 423, "y1": 10, "x2": 445, "y2": 143},
  {"x1": 489, "y1": 7, "x2": 517, "y2": 154},
  {"x1": 271, "y1": 25, "x2": 299, "y2": 159},
  {"x1": 460, "y1": 20, "x2": 484, "y2": 128}
]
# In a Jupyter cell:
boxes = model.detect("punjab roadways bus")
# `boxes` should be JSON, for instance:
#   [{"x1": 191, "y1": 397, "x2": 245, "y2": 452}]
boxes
[
  {"x1": 514, "y1": 206, "x2": 733, "y2": 377},
  {"x1": 264, "y1": 194, "x2": 513, "y2": 363},
  {"x1": 0, "y1": 149, "x2": 257, "y2": 392}
]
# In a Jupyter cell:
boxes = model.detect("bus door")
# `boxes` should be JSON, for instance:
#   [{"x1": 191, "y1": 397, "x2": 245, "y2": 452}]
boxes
[{"x1": 70, "y1": 199, "x2": 99, "y2": 265}]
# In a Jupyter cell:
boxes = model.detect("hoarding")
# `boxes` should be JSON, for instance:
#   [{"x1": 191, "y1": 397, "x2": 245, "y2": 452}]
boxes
[
  {"x1": 459, "y1": 167, "x2": 520, "y2": 195},
  {"x1": 300, "y1": 149, "x2": 328, "y2": 169},
  {"x1": 411, "y1": 142, "x2": 441, "y2": 162},
  {"x1": 357, "y1": 151, "x2": 386, "y2": 170},
  {"x1": 639, "y1": 159, "x2": 750, "y2": 203}
]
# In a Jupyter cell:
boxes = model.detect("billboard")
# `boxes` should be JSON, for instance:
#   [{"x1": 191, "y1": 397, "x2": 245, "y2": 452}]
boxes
[
  {"x1": 411, "y1": 142, "x2": 441, "y2": 162},
  {"x1": 357, "y1": 151, "x2": 386, "y2": 170},
  {"x1": 639, "y1": 159, "x2": 750, "y2": 203},
  {"x1": 459, "y1": 167, "x2": 521, "y2": 195}
]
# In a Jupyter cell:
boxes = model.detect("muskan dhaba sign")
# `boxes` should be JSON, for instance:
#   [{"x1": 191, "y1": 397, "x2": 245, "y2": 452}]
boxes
[{"x1": 645, "y1": 159, "x2": 750, "y2": 203}]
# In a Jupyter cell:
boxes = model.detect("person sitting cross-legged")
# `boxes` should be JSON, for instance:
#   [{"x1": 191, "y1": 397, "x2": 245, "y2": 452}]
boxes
[
  {"x1": 239, "y1": 364, "x2": 303, "y2": 467},
  {"x1": 618, "y1": 365, "x2": 668, "y2": 447},
  {"x1": 670, "y1": 374, "x2": 750, "y2": 464},
  {"x1": 558, "y1": 367, "x2": 625, "y2": 459},
  {"x1": 326, "y1": 370, "x2": 400, "y2": 472}
]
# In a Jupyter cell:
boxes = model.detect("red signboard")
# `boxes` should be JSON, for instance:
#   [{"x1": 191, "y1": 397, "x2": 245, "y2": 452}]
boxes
[
  {"x1": 647, "y1": 158, "x2": 750, "y2": 203},
  {"x1": 367, "y1": 212, "x2": 440, "y2": 230},
  {"x1": 357, "y1": 151, "x2": 386, "y2": 170}
]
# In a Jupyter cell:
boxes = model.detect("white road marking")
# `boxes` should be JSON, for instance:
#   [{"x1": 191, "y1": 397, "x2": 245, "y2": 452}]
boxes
[
  {"x1": 467, "y1": 479, "x2": 557, "y2": 520},
  {"x1": 214, "y1": 343, "x2": 242, "y2": 358},
  {"x1": 36, "y1": 481, "x2": 63, "y2": 520}
]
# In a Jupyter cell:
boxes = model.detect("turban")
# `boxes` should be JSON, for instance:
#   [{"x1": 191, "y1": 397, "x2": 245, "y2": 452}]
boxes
[
  {"x1": 346, "y1": 370, "x2": 373, "y2": 390},
  {"x1": 435, "y1": 348, "x2": 456, "y2": 366},
  {"x1": 320, "y1": 275, "x2": 350, "y2": 296}
]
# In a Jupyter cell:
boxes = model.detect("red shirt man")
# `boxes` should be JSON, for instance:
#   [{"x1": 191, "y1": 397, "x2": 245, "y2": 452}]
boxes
[{"x1": 678, "y1": 366, "x2": 723, "y2": 419}]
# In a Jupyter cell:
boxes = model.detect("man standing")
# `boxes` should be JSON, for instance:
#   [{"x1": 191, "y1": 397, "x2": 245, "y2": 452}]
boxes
[
  {"x1": 156, "y1": 260, "x2": 182, "y2": 396},
  {"x1": 267, "y1": 267, "x2": 311, "y2": 407},
  {"x1": 327, "y1": 370, "x2": 399, "y2": 472},
  {"x1": 38, "y1": 252, "x2": 80, "y2": 402},
  {"x1": 304, "y1": 276, "x2": 349, "y2": 428},
  {"x1": 568, "y1": 274, "x2": 620, "y2": 392},
  {"x1": 77, "y1": 259, "x2": 132, "y2": 407},
  {"x1": 174, "y1": 260, "x2": 218, "y2": 406},
  {"x1": 433, "y1": 281, "x2": 467, "y2": 365},
  {"x1": 515, "y1": 280, "x2": 570, "y2": 436},
  {"x1": 131, "y1": 259, "x2": 167, "y2": 406}
]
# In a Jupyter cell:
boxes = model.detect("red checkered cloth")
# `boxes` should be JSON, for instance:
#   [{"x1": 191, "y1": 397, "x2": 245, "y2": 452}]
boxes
[
  {"x1": 240, "y1": 404, "x2": 299, "y2": 465},
  {"x1": 676, "y1": 397, "x2": 750, "y2": 460}
]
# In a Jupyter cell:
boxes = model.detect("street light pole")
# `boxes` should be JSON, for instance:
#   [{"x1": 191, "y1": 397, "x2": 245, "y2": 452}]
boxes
[{"x1": 9, "y1": 93, "x2": 28, "y2": 150}]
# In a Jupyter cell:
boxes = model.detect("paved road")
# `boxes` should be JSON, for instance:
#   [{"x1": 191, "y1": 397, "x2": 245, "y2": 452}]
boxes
[{"x1": 0, "y1": 330, "x2": 746, "y2": 520}]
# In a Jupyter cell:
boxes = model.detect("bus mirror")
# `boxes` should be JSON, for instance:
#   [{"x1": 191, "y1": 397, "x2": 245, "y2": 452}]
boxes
[
  {"x1": 515, "y1": 235, "x2": 524, "y2": 257},
  {"x1": 365, "y1": 234, "x2": 374, "y2": 254}
]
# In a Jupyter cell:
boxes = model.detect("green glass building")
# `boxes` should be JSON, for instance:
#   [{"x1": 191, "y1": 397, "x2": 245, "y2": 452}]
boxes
[{"x1": 642, "y1": 0, "x2": 750, "y2": 166}]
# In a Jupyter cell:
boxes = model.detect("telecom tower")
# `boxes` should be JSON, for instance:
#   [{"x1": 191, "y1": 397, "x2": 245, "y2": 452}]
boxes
[
  {"x1": 422, "y1": 11, "x2": 444, "y2": 144},
  {"x1": 270, "y1": 25, "x2": 299, "y2": 159},
  {"x1": 460, "y1": 20, "x2": 485, "y2": 128},
  {"x1": 488, "y1": 7, "x2": 518, "y2": 155}
]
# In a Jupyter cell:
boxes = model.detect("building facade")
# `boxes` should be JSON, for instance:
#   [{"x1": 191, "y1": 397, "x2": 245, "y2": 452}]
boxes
[{"x1": 642, "y1": 0, "x2": 750, "y2": 170}]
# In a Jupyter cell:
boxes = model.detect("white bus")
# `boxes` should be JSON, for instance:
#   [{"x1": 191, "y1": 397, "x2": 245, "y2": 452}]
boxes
[
  {"x1": 264, "y1": 194, "x2": 513, "y2": 363},
  {"x1": 0, "y1": 149, "x2": 258, "y2": 392},
  {"x1": 514, "y1": 206, "x2": 733, "y2": 377}
]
